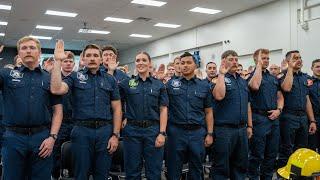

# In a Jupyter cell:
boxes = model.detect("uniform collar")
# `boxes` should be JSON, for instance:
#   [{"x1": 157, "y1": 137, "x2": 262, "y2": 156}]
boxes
[
  {"x1": 81, "y1": 67, "x2": 102, "y2": 75},
  {"x1": 18, "y1": 64, "x2": 42, "y2": 73},
  {"x1": 225, "y1": 72, "x2": 240, "y2": 79},
  {"x1": 312, "y1": 76, "x2": 320, "y2": 81},
  {"x1": 179, "y1": 75, "x2": 198, "y2": 82},
  {"x1": 134, "y1": 74, "x2": 152, "y2": 82}
]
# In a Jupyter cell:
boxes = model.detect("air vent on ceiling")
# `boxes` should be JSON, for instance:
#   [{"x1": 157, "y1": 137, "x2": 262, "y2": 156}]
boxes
[{"x1": 135, "y1": 17, "x2": 152, "y2": 22}]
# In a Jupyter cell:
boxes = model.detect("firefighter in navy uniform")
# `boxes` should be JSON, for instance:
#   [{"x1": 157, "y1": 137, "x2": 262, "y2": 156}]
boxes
[
  {"x1": 166, "y1": 52, "x2": 214, "y2": 180},
  {"x1": 50, "y1": 40, "x2": 122, "y2": 180},
  {"x1": 0, "y1": 36, "x2": 63, "y2": 180}
]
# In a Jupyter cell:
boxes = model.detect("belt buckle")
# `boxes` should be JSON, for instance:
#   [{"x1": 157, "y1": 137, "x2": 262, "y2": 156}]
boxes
[
  {"x1": 28, "y1": 127, "x2": 32, "y2": 136},
  {"x1": 142, "y1": 121, "x2": 148, "y2": 128}
]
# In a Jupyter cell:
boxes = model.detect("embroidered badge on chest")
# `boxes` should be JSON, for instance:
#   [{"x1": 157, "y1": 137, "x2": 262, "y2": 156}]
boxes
[
  {"x1": 307, "y1": 79, "x2": 313, "y2": 86},
  {"x1": 224, "y1": 77, "x2": 232, "y2": 86},
  {"x1": 10, "y1": 70, "x2": 23, "y2": 79},
  {"x1": 77, "y1": 72, "x2": 88, "y2": 83},
  {"x1": 129, "y1": 79, "x2": 139, "y2": 88},
  {"x1": 171, "y1": 79, "x2": 182, "y2": 89}
]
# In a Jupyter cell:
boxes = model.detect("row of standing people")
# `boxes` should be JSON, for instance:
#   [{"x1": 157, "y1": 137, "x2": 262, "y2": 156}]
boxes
[{"x1": 0, "y1": 37, "x2": 319, "y2": 180}]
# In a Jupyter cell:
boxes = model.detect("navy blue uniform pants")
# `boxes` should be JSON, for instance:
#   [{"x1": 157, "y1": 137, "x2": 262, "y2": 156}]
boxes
[
  {"x1": 278, "y1": 113, "x2": 308, "y2": 168},
  {"x1": 166, "y1": 125, "x2": 206, "y2": 180},
  {"x1": 211, "y1": 127, "x2": 248, "y2": 180},
  {"x1": 71, "y1": 125, "x2": 113, "y2": 180},
  {"x1": 248, "y1": 113, "x2": 280, "y2": 180},
  {"x1": 123, "y1": 124, "x2": 163, "y2": 180},
  {"x1": 2, "y1": 129, "x2": 52, "y2": 180}
]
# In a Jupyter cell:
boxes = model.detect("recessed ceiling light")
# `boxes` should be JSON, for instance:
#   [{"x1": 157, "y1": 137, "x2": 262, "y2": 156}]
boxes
[
  {"x1": 154, "y1": 23, "x2": 181, "y2": 28},
  {"x1": 0, "y1": 33, "x2": 5, "y2": 36},
  {"x1": 36, "y1": 25, "x2": 63, "y2": 31},
  {"x1": 0, "y1": 4, "x2": 11, "y2": 10},
  {"x1": 131, "y1": 0, "x2": 167, "y2": 7},
  {"x1": 104, "y1": 17, "x2": 133, "y2": 23},
  {"x1": 189, "y1": 7, "x2": 222, "y2": 15},
  {"x1": 130, "y1": 34, "x2": 152, "y2": 38},
  {"x1": 78, "y1": 29, "x2": 110, "y2": 35},
  {"x1": 30, "y1": 35, "x2": 52, "y2": 40},
  {"x1": 0, "y1": 21, "x2": 8, "y2": 26},
  {"x1": 45, "y1": 10, "x2": 78, "y2": 17}
]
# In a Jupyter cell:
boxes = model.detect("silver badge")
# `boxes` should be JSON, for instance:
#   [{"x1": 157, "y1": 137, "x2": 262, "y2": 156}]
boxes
[
  {"x1": 77, "y1": 72, "x2": 88, "y2": 81},
  {"x1": 10, "y1": 70, "x2": 23, "y2": 78},
  {"x1": 171, "y1": 79, "x2": 182, "y2": 88}
]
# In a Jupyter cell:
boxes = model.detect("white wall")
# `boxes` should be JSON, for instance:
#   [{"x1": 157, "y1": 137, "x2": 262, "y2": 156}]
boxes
[{"x1": 119, "y1": 0, "x2": 320, "y2": 74}]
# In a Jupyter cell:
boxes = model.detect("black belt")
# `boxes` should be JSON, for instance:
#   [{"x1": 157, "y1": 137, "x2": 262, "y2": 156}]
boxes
[
  {"x1": 127, "y1": 120, "x2": 158, "y2": 128},
  {"x1": 283, "y1": 109, "x2": 306, "y2": 116},
  {"x1": 173, "y1": 123, "x2": 202, "y2": 130},
  {"x1": 215, "y1": 122, "x2": 247, "y2": 129},
  {"x1": 6, "y1": 125, "x2": 48, "y2": 135},
  {"x1": 75, "y1": 120, "x2": 112, "y2": 129},
  {"x1": 252, "y1": 109, "x2": 271, "y2": 117}
]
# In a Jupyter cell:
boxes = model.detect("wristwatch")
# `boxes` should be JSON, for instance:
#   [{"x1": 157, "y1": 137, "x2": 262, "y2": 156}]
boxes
[
  {"x1": 159, "y1": 131, "x2": 167, "y2": 137},
  {"x1": 207, "y1": 132, "x2": 214, "y2": 136},
  {"x1": 112, "y1": 132, "x2": 120, "y2": 139},
  {"x1": 49, "y1": 134, "x2": 58, "y2": 140}
]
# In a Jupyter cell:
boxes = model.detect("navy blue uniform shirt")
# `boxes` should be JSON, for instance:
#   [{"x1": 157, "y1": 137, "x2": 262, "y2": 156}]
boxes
[
  {"x1": 280, "y1": 71, "x2": 310, "y2": 111},
  {"x1": 214, "y1": 73, "x2": 249, "y2": 126},
  {"x1": 309, "y1": 76, "x2": 320, "y2": 115},
  {"x1": 64, "y1": 68, "x2": 120, "y2": 121},
  {"x1": 203, "y1": 78, "x2": 216, "y2": 111},
  {"x1": 0, "y1": 65, "x2": 61, "y2": 126},
  {"x1": 61, "y1": 73, "x2": 73, "y2": 121},
  {"x1": 248, "y1": 69, "x2": 280, "y2": 110},
  {"x1": 100, "y1": 65, "x2": 129, "y2": 84},
  {"x1": 166, "y1": 76, "x2": 212, "y2": 126},
  {"x1": 119, "y1": 75, "x2": 168, "y2": 121}
]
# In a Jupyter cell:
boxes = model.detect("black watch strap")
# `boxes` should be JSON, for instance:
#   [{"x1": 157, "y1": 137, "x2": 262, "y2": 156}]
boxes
[
  {"x1": 112, "y1": 132, "x2": 120, "y2": 139},
  {"x1": 49, "y1": 134, "x2": 58, "y2": 140},
  {"x1": 159, "y1": 131, "x2": 167, "y2": 137}
]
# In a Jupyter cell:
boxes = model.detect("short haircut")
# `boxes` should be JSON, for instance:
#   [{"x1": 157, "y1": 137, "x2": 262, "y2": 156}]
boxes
[
  {"x1": 65, "y1": 51, "x2": 75, "y2": 60},
  {"x1": 285, "y1": 50, "x2": 300, "y2": 59},
  {"x1": 206, "y1": 62, "x2": 216, "y2": 69},
  {"x1": 238, "y1": 64, "x2": 243, "y2": 68},
  {"x1": 180, "y1": 52, "x2": 195, "y2": 62},
  {"x1": 17, "y1": 36, "x2": 41, "y2": 51},
  {"x1": 173, "y1": 56, "x2": 181, "y2": 63},
  {"x1": 311, "y1": 59, "x2": 320, "y2": 68},
  {"x1": 83, "y1": 44, "x2": 102, "y2": 57},
  {"x1": 137, "y1": 51, "x2": 151, "y2": 62},
  {"x1": 253, "y1": 48, "x2": 269, "y2": 60},
  {"x1": 101, "y1": 45, "x2": 118, "y2": 56},
  {"x1": 221, "y1": 50, "x2": 238, "y2": 59},
  {"x1": 167, "y1": 62, "x2": 174, "y2": 68}
]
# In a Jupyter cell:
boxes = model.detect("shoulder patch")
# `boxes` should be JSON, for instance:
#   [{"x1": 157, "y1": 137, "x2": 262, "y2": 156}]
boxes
[
  {"x1": 77, "y1": 72, "x2": 88, "y2": 81},
  {"x1": 129, "y1": 79, "x2": 139, "y2": 88},
  {"x1": 171, "y1": 79, "x2": 182, "y2": 88},
  {"x1": 10, "y1": 70, "x2": 23, "y2": 78}
]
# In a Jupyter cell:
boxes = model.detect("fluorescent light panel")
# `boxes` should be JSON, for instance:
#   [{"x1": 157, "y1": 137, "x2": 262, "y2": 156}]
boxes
[
  {"x1": 130, "y1": 34, "x2": 152, "y2": 38},
  {"x1": 0, "y1": 4, "x2": 11, "y2": 10},
  {"x1": 0, "y1": 21, "x2": 8, "y2": 26},
  {"x1": 45, "y1": 10, "x2": 78, "y2": 17},
  {"x1": 30, "y1": 35, "x2": 52, "y2": 40},
  {"x1": 104, "y1": 17, "x2": 133, "y2": 23},
  {"x1": 154, "y1": 23, "x2": 181, "y2": 28},
  {"x1": 131, "y1": 0, "x2": 166, "y2": 7},
  {"x1": 189, "y1": 7, "x2": 221, "y2": 15},
  {"x1": 78, "y1": 29, "x2": 110, "y2": 35},
  {"x1": 0, "y1": 33, "x2": 5, "y2": 36},
  {"x1": 36, "y1": 25, "x2": 63, "y2": 31}
]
